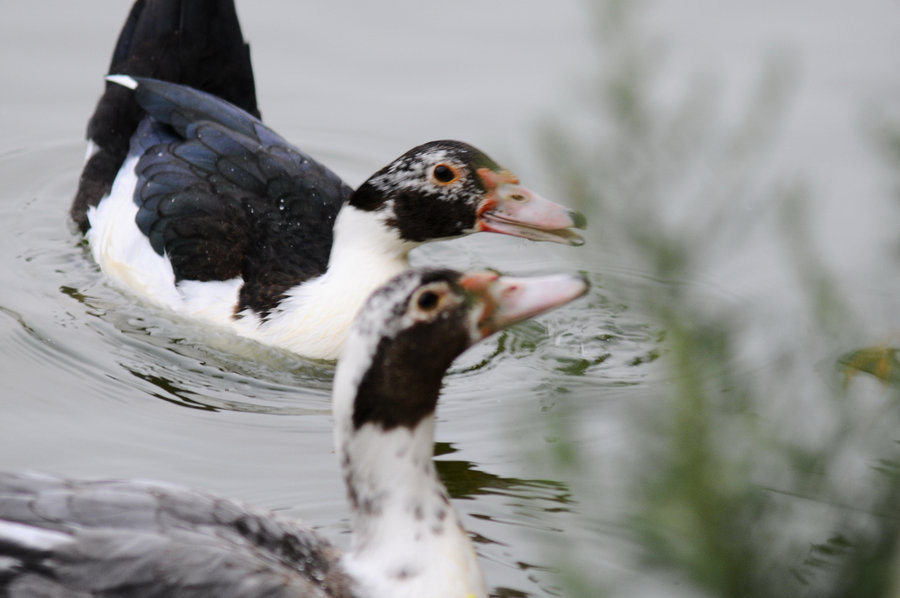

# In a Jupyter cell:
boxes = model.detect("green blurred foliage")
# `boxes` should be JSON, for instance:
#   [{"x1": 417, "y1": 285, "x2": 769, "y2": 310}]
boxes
[{"x1": 534, "y1": 1, "x2": 900, "y2": 597}]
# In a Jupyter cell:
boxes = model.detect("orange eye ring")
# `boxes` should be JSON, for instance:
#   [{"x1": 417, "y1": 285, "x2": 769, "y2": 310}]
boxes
[{"x1": 431, "y1": 163, "x2": 460, "y2": 185}]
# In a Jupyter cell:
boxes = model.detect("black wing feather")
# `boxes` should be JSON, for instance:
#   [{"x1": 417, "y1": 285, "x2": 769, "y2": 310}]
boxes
[
  {"x1": 127, "y1": 78, "x2": 353, "y2": 313},
  {"x1": 72, "y1": 0, "x2": 260, "y2": 232}
]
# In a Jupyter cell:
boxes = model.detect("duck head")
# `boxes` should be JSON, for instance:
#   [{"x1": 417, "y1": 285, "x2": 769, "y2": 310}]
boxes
[
  {"x1": 348, "y1": 140, "x2": 585, "y2": 247},
  {"x1": 339, "y1": 268, "x2": 589, "y2": 432}
]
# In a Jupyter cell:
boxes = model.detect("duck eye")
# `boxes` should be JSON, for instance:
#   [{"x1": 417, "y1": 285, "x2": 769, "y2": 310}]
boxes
[
  {"x1": 417, "y1": 290, "x2": 440, "y2": 310},
  {"x1": 432, "y1": 164, "x2": 459, "y2": 184}
]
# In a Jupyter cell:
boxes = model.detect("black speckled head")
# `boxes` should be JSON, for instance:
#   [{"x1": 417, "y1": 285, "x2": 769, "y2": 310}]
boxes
[
  {"x1": 340, "y1": 268, "x2": 589, "y2": 432},
  {"x1": 349, "y1": 140, "x2": 501, "y2": 242},
  {"x1": 348, "y1": 139, "x2": 586, "y2": 246},
  {"x1": 348, "y1": 268, "x2": 477, "y2": 431}
]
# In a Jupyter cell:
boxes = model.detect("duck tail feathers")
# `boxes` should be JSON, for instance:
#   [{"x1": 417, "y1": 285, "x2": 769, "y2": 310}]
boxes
[{"x1": 71, "y1": 0, "x2": 258, "y2": 231}]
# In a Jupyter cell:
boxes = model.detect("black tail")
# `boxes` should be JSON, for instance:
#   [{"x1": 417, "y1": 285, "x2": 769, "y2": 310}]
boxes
[{"x1": 71, "y1": 0, "x2": 259, "y2": 232}]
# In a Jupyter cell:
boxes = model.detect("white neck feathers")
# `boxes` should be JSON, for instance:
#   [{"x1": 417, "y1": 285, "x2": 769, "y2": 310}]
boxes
[
  {"x1": 332, "y1": 344, "x2": 486, "y2": 598},
  {"x1": 328, "y1": 205, "x2": 416, "y2": 271}
]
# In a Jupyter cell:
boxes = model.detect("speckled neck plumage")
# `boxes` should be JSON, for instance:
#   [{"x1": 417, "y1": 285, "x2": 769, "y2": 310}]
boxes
[{"x1": 336, "y1": 414, "x2": 486, "y2": 598}]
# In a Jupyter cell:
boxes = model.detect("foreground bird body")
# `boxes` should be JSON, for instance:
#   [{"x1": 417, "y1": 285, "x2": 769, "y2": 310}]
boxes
[
  {"x1": 0, "y1": 269, "x2": 589, "y2": 596},
  {"x1": 73, "y1": 0, "x2": 585, "y2": 359}
]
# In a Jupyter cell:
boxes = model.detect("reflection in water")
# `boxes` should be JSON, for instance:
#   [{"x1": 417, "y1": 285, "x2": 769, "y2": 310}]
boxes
[
  {"x1": 61, "y1": 271, "x2": 336, "y2": 415},
  {"x1": 434, "y1": 442, "x2": 575, "y2": 598},
  {"x1": 122, "y1": 365, "x2": 327, "y2": 415},
  {"x1": 125, "y1": 367, "x2": 216, "y2": 412},
  {"x1": 435, "y1": 442, "x2": 573, "y2": 505}
]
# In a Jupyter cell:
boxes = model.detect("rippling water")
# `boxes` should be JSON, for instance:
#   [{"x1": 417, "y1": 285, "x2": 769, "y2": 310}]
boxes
[{"x1": 2, "y1": 1, "x2": 898, "y2": 596}]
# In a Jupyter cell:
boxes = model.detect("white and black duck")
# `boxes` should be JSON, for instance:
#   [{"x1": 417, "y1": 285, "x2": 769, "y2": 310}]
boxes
[
  {"x1": 0, "y1": 268, "x2": 588, "y2": 597},
  {"x1": 71, "y1": 0, "x2": 586, "y2": 359}
]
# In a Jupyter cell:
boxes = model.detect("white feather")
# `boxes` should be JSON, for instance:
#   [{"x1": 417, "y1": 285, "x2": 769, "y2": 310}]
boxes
[
  {"x1": 84, "y1": 139, "x2": 99, "y2": 162},
  {"x1": 106, "y1": 74, "x2": 138, "y2": 90},
  {"x1": 0, "y1": 520, "x2": 71, "y2": 552},
  {"x1": 337, "y1": 423, "x2": 486, "y2": 598},
  {"x1": 86, "y1": 155, "x2": 183, "y2": 308}
]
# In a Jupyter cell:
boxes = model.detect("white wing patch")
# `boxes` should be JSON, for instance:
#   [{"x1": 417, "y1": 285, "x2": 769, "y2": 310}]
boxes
[
  {"x1": 86, "y1": 155, "x2": 243, "y2": 324},
  {"x1": 87, "y1": 155, "x2": 182, "y2": 306}
]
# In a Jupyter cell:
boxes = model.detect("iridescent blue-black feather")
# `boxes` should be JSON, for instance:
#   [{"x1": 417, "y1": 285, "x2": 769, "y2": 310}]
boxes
[{"x1": 126, "y1": 79, "x2": 352, "y2": 312}]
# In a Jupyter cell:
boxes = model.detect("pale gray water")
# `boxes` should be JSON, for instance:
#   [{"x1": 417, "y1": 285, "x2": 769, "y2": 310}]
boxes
[{"x1": 1, "y1": 1, "x2": 898, "y2": 596}]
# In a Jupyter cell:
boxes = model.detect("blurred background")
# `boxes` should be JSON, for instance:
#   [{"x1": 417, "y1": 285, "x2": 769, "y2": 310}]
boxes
[
  {"x1": 535, "y1": 1, "x2": 900, "y2": 596},
  {"x1": 1, "y1": 1, "x2": 899, "y2": 596}
]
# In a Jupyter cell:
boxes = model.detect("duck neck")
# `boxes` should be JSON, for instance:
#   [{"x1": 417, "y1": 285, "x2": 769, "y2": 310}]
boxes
[
  {"x1": 333, "y1": 396, "x2": 486, "y2": 598},
  {"x1": 262, "y1": 206, "x2": 415, "y2": 359},
  {"x1": 328, "y1": 205, "x2": 415, "y2": 278}
]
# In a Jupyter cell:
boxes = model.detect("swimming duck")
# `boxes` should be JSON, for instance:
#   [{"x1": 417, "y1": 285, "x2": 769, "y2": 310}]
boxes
[
  {"x1": 0, "y1": 268, "x2": 588, "y2": 597},
  {"x1": 71, "y1": 0, "x2": 585, "y2": 359}
]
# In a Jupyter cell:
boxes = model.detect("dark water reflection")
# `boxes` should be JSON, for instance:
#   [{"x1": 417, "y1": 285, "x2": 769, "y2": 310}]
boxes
[{"x1": 435, "y1": 442, "x2": 573, "y2": 505}]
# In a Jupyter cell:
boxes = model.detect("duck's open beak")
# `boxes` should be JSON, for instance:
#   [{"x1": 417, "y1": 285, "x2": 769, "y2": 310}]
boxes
[
  {"x1": 460, "y1": 271, "x2": 589, "y2": 338},
  {"x1": 474, "y1": 168, "x2": 586, "y2": 246}
]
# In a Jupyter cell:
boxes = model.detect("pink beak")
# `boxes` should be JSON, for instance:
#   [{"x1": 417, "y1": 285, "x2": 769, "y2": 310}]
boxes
[
  {"x1": 475, "y1": 168, "x2": 586, "y2": 246},
  {"x1": 460, "y1": 270, "x2": 589, "y2": 337}
]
